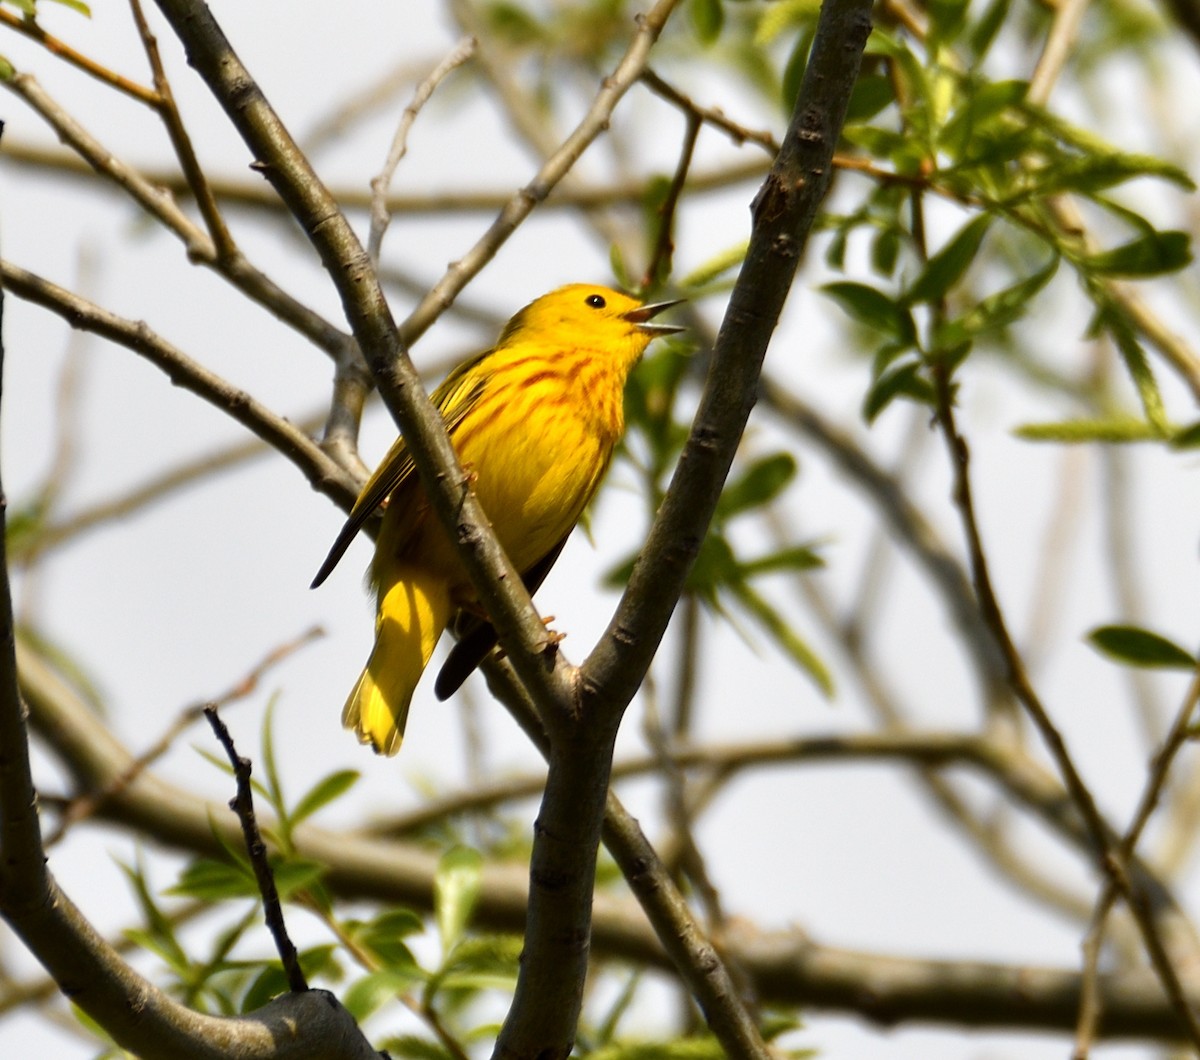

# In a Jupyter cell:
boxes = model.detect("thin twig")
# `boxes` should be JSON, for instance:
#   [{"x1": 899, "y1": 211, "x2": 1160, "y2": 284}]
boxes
[
  {"x1": 302, "y1": 52, "x2": 455, "y2": 153},
  {"x1": 641, "y1": 69, "x2": 779, "y2": 155},
  {"x1": 1099, "y1": 444, "x2": 1164, "y2": 750},
  {"x1": 930, "y1": 365, "x2": 1200, "y2": 1047},
  {"x1": 204, "y1": 707, "x2": 308, "y2": 994},
  {"x1": 15, "y1": 244, "x2": 95, "y2": 621},
  {"x1": 1073, "y1": 669, "x2": 1200, "y2": 1056},
  {"x1": 444, "y1": 0, "x2": 629, "y2": 252},
  {"x1": 2, "y1": 139, "x2": 772, "y2": 214},
  {"x1": 0, "y1": 9, "x2": 160, "y2": 104},
  {"x1": 1020, "y1": 445, "x2": 1088, "y2": 674},
  {"x1": 129, "y1": 0, "x2": 238, "y2": 258},
  {"x1": 640, "y1": 109, "x2": 700, "y2": 289},
  {"x1": 367, "y1": 36, "x2": 477, "y2": 264},
  {"x1": 399, "y1": 0, "x2": 686, "y2": 349},
  {"x1": 1026, "y1": 0, "x2": 1093, "y2": 106}
]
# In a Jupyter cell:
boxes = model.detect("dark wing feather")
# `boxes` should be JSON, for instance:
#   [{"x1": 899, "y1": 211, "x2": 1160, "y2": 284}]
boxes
[
  {"x1": 309, "y1": 352, "x2": 491, "y2": 589},
  {"x1": 433, "y1": 535, "x2": 569, "y2": 700}
]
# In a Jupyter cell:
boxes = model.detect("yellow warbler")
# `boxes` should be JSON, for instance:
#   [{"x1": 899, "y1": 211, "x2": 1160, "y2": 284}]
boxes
[{"x1": 312, "y1": 284, "x2": 681, "y2": 755}]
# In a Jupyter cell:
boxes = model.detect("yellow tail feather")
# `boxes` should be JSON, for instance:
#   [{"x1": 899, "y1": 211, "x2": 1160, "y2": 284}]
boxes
[{"x1": 342, "y1": 569, "x2": 451, "y2": 756}]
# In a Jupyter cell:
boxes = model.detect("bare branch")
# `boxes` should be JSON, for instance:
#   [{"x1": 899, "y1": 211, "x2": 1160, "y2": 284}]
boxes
[
  {"x1": 129, "y1": 0, "x2": 238, "y2": 258},
  {"x1": 1, "y1": 139, "x2": 771, "y2": 215},
  {"x1": 367, "y1": 36, "x2": 477, "y2": 264}
]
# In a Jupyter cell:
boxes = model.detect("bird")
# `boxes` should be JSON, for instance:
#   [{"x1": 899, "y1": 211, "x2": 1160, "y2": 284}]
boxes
[{"x1": 311, "y1": 283, "x2": 682, "y2": 755}]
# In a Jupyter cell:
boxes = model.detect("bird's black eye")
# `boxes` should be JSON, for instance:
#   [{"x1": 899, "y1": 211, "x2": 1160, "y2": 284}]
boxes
[{"x1": 586, "y1": 293, "x2": 606, "y2": 309}]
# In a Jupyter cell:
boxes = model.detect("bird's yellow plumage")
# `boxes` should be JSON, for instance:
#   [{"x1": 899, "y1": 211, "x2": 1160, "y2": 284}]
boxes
[{"x1": 312, "y1": 283, "x2": 681, "y2": 755}]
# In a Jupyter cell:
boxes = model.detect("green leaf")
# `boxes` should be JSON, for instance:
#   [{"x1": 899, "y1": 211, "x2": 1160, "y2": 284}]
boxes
[
  {"x1": 349, "y1": 908, "x2": 424, "y2": 967},
  {"x1": 271, "y1": 857, "x2": 327, "y2": 900},
  {"x1": 685, "y1": 533, "x2": 740, "y2": 604},
  {"x1": 737, "y1": 545, "x2": 825, "y2": 578},
  {"x1": 1015, "y1": 418, "x2": 1167, "y2": 443},
  {"x1": 343, "y1": 968, "x2": 423, "y2": 1023},
  {"x1": 965, "y1": 0, "x2": 1010, "y2": 59},
  {"x1": 935, "y1": 256, "x2": 1058, "y2": 347},
  {"x1": 289, "y1": 769, "x2": 359, "y2": 827},
  {"x1": 905, "y1": 214, "x2": 992, "y2": 305},
  {"x1": 16, "y1": 625, "x2": 107, "y2": 715},
  {"x1": 780, "y1": 30, "x2": 812, "y2": 112},
  {"x1": 755, "y1": 0, "x2": 819, "y2": 44},
  {"x1": 169, "y1": 857, "x2": 257, "y2": 901},
  {"x1": 1100, "y1": 305, "x2": 1168, "y2": 433},
  {"x1": 679, "y1": 240, "x2": 748, "y2": 290},
  {"x1": 822, "y1": 281, "x2": 916, "y2": 345},
  {"x1": 45, "y1": 0, "x2": 92, "y2": 13},
  {"x1": 483, "y1": 2, "x2": 546, "y2": 44},
  {"x1": 863, "y1": 360, "x2": 936, "y2": 423},
  {"x1": 927, "y1": 0, "x2": 969, "y2": 45},
  {"x1": 586, "y1": 1040, "x2": 727, "y2": 1060},
  {"x1": 434, "y1": 846, "x2": 482, "y2": 955},
  {"x1": 378, "y1": 1034, "x2": 455, "y2": 1060},
  {"x1": 0, "y1": 55, "x2": 14, "y2": 81},
  {"x1": 118, "y1": 859, "x2": 190, "y2": 976},
  {"x1": 433, "y1": 934, "x2": 522, "y2": 994},
  {"x1": 1088, "y1": 626, "x2": 1197, "y2": 670},
  {"x1": 603, "y1": 549, "x2": 638, "y2": 589},
  {"x1": 609, "y1": 242, "x2": 632, "y2": 291},
  {"x1": 1171, "y1": 420, "x2": 1200, "y2": 449},
  {"x1": 871, "y1": 226, "x2": 901, "y2": 276},
  {"x1": 241, "y1": 964, "x2": 288, "y2": 1013},
  {"x1": 690, "y1": 0, "x2": 724, "y2": 44},
  {"x1": 240, "y1": 945, "x2": 340, "y2": 1013},
  {"x1": 845, "y1": 74, "x2": 894, "y2": 123},
  {"x1": 939, "y1": 79, "x2": 1027, "y2": 155},
  {"x1": 717, "y1": 454, "x2": 797, "y2": 520},
  {"x1": 1031, "y1": 153, "x2": 1194, "y2": 197},
  {"x1": 729, "y1": 582, "x2": 833, "y2": 696},
  {"x1": 260, "y1": 695, "x2": 286, "y2": 826},
  {"x1": 1084, "y1": 231, "x2": 1192, "y2": 277},
  {"x1": 2, "y1": 0, "x2": 36, "y2": 14}
]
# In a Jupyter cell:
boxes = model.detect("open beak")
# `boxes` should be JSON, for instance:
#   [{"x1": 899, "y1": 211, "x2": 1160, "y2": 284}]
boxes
[{"x1": 622, "y1": 298, "x2": 685, "y2": 335}]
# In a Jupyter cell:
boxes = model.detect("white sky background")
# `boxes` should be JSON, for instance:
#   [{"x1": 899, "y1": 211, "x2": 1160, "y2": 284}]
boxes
[{"x1": 1, "y1": 1, "x2": 1199, "y2": 1057}]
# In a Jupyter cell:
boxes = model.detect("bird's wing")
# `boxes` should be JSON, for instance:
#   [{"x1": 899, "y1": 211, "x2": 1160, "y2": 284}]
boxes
[
  {"x1": 310, "y1": 352, "x2": 490, "y2": 588},
  {"x1": 432, "y1": 534, "x2": 569, "y2": 700}
]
